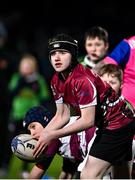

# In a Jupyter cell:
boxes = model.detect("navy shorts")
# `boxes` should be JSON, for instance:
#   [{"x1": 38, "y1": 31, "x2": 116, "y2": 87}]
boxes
[{"x1": 89, "y1": 121, "x2": 135, "y2": 165}]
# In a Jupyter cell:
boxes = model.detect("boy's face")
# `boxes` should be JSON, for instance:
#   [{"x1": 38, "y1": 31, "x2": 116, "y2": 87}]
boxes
[
  {"x1": 85, "y1": 37, "x2": 108, "y2": 62},
  {"x1": 50, "y1": 50, "x2": 72, "y2": 72},
  {"x1": 28, "y1": 122, "x2": 44, "y2": 139},
  {"x1": 101, "y1": 73, "x2": 121, "y2": 94}
]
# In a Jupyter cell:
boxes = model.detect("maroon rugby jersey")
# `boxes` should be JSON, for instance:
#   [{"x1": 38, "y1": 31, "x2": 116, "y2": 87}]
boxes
[{"x1": 51, "y1": 64, "x2": 134, "y2": 130}]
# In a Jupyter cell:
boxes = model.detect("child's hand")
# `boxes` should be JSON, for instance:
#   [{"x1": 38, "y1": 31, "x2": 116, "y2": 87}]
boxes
[{"x1": 33, "y1": 129, "x2": 55, "y2": 157}]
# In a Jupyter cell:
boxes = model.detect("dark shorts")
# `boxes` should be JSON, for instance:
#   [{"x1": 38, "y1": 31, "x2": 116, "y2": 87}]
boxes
[
  {"x1": 62, "y1": 158, "x2": 81, "y2": 174},
  {"x1": 89, "y1": 121, "x2": 135, "y2": 165}
]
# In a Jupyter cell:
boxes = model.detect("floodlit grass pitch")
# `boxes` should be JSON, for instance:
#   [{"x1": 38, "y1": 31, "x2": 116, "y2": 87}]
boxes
[{"x1": 5, "y1": 154, "x2": 62, "y2": 179}]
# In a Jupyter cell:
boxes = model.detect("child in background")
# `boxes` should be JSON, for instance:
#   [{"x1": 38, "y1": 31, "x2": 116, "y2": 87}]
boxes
[
  {"x1": 79, "y1": 26, "x2": 109, "y2": 70},
  {"x1": 99, "y1": 64, "x2": 123, "y2": 94},
  {"x1": 7, "y1": 53, "x2": 51, "y2": 178}
]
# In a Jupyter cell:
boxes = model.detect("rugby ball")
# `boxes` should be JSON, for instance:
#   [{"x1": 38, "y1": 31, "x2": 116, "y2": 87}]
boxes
[{"x1": 11, "y1": 134, "x2": 38, "y2": 162}]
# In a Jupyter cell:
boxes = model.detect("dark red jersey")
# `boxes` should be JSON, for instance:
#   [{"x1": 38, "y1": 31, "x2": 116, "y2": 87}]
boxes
[{"x1": 51, "y1": 64, "x2": 135, "y2": 130}]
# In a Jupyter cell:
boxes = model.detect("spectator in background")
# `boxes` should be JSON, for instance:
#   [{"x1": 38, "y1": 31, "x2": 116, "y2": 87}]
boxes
[
  {"x1": 79, "y1": 26, "x2": 109, "y2": 70},
  {"x1": 5, "y1": 53, "x2": 51, "y2": 178}
]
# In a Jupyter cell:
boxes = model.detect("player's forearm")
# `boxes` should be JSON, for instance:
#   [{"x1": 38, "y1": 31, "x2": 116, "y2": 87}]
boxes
[
  {"x1": 45, "y1": 103, "x2": 70, "y2": 130},
  {"x1": 51, "y1": 106, "x2": 95, "y2": 138},
  {"x1": 52, "y1": 116, "x2": 94, "y2": 139},
  {"x1": 45, "y1": 114, "x2": 69, "y2": 131}
]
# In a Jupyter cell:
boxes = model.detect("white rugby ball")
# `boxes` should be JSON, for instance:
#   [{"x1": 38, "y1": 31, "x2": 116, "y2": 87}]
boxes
[{"x1": 11, "y1": 134, "x2": 38, "y2": 162}]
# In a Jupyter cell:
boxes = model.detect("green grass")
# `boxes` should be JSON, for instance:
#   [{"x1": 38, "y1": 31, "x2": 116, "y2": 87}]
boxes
[{"x1": 5, "y1": 154, "x2": 63, "y2": 179}]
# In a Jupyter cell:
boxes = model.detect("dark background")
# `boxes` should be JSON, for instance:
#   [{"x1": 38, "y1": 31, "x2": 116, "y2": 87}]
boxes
[
  {"x1": 1, "y1": 0, "x2": 135, "y2": 55},
  {"x1": 0, "y1": 0, "x2": 134, "y2": 82}
]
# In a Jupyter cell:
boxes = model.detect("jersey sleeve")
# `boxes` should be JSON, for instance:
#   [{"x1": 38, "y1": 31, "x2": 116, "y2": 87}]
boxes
[
  {"x1": 51, "y1": 75, "x2": 63, "y2": 104},
  {"x1": 104, "y1": 39, "x2": 130, "y2": 67},
  {"x1": 75, "y1": 77, "x2": 97, "y2": 109}
]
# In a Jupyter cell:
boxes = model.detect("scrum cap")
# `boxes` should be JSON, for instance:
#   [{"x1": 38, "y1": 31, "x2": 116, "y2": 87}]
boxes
[
  {"x1": 48, "y1": 33, "x2": 78, "y2": 59},
  {"x1": 23, "y1": 106, "x2": 53, "y2": 129}
]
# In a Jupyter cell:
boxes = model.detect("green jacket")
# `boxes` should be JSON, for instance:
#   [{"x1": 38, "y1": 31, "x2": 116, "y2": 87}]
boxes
[{"x1": 8, "y1": 73, "x2": 50, "y2": 121}]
